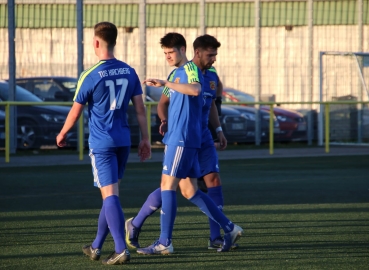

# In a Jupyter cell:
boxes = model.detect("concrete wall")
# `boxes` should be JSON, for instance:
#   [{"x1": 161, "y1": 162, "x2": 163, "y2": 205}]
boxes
[{"x1": 1, "y1": 25, "x2": 368, "y2": 111}]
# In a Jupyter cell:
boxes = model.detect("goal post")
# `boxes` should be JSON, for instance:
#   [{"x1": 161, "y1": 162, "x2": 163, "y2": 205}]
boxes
[{"x1": 319, "y1": 51, "x2": 369, "y2": 146}]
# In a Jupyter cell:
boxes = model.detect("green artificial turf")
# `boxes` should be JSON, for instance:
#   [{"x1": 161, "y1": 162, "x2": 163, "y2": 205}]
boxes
[{"x1": 1, "y1": 155, "x2": 368, "y2": 269}]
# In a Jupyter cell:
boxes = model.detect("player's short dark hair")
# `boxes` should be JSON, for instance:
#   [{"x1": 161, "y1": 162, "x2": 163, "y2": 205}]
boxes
[
  {"x1": 160, "y1": 32, "x2": 187, "y2": 51},
  {"x1": 94, "y1": 22, "x2": 117, "y2": 50},
  {"x1": 193, "y1": 34, "x2": 221, "y2": 51}
]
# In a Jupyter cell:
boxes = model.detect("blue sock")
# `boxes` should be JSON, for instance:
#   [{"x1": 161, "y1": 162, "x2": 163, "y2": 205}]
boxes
[
  {"x1": 132, "y1": 188, "x2": 162, "y2": 228},
  {"x1": 92, "y1": 203, "x2": 110, "y2": 249},
  {"x1": 104, "y1": 195, "x2": 127, "y2": 253},
  {"x1": 207, "y1": 186, "x2": 224, "y2": 240},
  {"x1": 159, "y1": 190, "x2": 177, "y2": 246},
  {"x1": 189, "y1": 190, "x2": 234, "y2": 233}
]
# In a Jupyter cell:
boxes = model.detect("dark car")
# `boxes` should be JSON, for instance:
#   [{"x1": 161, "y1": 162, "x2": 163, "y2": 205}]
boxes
[
  {"x1": 226, "y1": 105, "x2": 280, "y2": 142},
  {"x1": 15, "y1": 77, "x2": 77, "y2": 101},
  {"x1": 14, "y1": 77, "x2": 164, "y2": 146},
  {"x1": 0, "y1": 81, "x2": 87, "y2": 149},
  {"x1": 223, "y1": 87, "x2": 307, "y2": 141},
  {"x1": 146, "y1": 86, "x2": 250, "y2": 144}
]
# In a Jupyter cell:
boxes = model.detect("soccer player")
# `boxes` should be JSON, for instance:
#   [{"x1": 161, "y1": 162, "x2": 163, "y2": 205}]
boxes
[
  {"x1": 125, "y1": 35, "x2": 235, "y2": 251},
  {"x1": 133, "y1": 33, "x2": 243, "y2": 255},
  {"x1": 56, "y1": 22, "x2": 151, "y2": 265}
]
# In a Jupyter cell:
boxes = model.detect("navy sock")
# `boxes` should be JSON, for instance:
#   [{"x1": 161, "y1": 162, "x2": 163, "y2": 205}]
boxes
[
  {"x1": 207, "y1": 186, "x2": 224, "y2": 240},
  {"x1": 104, "y1": 195, "x2": 127, "y2": 253},
  {"x1": 159, "y1": 190, "x2": 177, "y2": 246},
  {"x1": 132, "y1": 188, "x2": 162, "y2": 228},
  {"x1": 189, "y1": 190, "x2": 234, "y2": 233},
  {"x1": 92, "y1": 203, "x2": 110, "y2": 249}
]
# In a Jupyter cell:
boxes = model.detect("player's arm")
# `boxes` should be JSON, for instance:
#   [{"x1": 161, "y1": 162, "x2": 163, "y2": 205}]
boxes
[
  {"x1": 209, "y1": 100, "x2": 227, "y2": 150},
  {"x1": 56, "y1": 102, "x2": 84, "y2": 147},
  {"x1": 131, "y1": 94, "x2": 151, "y2": 161},
  {"x1": 215, "y1": 78, "x2": 223, "y2": 116},
  {"x1": 157, "y1": 88, "x2": 170, "y2": 135},
  {"x1": 143, "y1": 79, "x2": 201, "y2": 96}
]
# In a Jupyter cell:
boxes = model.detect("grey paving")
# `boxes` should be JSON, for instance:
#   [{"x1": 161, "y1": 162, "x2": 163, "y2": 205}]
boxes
[{"x1": 0, "y1": 146, "x2": 368, "y2": 168}]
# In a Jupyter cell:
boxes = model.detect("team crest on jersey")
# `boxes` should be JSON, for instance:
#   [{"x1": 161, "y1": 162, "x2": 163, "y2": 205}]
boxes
[
  {"x1": 209, "y1": 81, "x2": 216, "y2": 90},
  {"x1": 174, "y1": 77, "x2": 180, "y2": 83}
]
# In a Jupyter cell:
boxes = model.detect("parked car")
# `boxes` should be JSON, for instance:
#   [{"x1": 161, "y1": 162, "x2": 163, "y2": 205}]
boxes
[
  {"x1": 222, "y1": 87, "x2": 307, "y2": 141},
  {"x1": 0, "y1": 80, "x2": 88, "y2": 149},
  {"x1": 146, "y1": 86, "x2": 250, "y2": 144},
  {"x1": 13, "y1": 77, "x2": 163, "y2": 146},
  {"x1": 226, "y1": 105, "x2": 280, "y2": 142},
  {"x1": 15, "y1": 76, "x2": 77, "y2": 101}
]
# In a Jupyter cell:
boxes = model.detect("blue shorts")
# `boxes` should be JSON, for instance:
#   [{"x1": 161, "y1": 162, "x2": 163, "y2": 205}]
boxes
[
  {"x1": 199, "y1": 142, "x2": 220, "y2": 177},
  {"x1": 162, "y1": 145, "x2": 201, "y2": 178},
  {"x1": 89, "y1": 146, "x2": 130, "y2": 188}
]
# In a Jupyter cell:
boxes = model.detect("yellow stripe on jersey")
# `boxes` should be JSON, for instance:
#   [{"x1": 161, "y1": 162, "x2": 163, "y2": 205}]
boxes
[
  {"x1": 184, "y1": 62, "x2": 200, "y2": 84},
  {"x1": 73, "y1": 61, "x2": 106, "y2": 101},
  {"x1": 163, "y1": 69, "x2": 177, "y2": 97},
  {"x1": 208, "y1": 66, "x2": 217, "y2": 73}
]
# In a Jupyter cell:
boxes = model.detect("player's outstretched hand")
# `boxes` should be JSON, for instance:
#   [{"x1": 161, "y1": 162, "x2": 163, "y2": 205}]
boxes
[
  {"x1": 143, "y1": 78, "x2": 166, "y2": 87},
  {"x1": 138, "y1": 139, "x2": 151, "y2": 162},
  {"x1": 217, "y1": 131, "x2": 227, "y2": 150},
  {"x1": 56, "y1": 133, "x2": 67, "y2": 147}
]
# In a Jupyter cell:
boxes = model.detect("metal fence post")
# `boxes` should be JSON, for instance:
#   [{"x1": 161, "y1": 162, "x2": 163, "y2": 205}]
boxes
[{"x1": 8, "y1": 0, "x2": 16, "y2": 154}]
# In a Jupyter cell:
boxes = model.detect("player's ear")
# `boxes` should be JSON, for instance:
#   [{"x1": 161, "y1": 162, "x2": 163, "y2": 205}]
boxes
[
  {"x1": 194, "y1": 48, "x2": 200, "y2": 58},
  {"x1": 93, "y1": 37, "x2": 99, "y2": 48}
]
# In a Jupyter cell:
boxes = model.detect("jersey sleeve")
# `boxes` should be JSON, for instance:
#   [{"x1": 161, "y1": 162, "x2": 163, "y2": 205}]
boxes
[
  {"x1": 73, "y1": 74, "x2": 94, "y2": 105},
  {"x1": 183, "y1": 62, "x2": 201, "y2": 84},
  {"x1": 130, "y1": 69, "x2": 143, "y2": 97},
  {"x1": 162, "y1": 68, "x2": 177, "y2": 97}
]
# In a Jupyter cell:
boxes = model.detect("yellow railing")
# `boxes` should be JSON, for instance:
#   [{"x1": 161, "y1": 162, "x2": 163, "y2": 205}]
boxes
[{"x1": 1, "y1": 101, "x2": 368, "y2": 162}]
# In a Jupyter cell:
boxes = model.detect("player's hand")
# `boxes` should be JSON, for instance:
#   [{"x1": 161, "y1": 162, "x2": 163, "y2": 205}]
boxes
[
  {"x1": 216, "y1": 131, "x2": 227, "y2": 150},
  {"x1": 143, "y1": 78, "x2": 166, "y2": 87},
  {"x1": 138, "y1": 139, "x2": 151, "y2": 162},
  {"x1": 159, "y1": 121, "x2": 167, "y2": 136},
  {"x1": 56, "y1": 133, "x2": 67, "y2": 147}
]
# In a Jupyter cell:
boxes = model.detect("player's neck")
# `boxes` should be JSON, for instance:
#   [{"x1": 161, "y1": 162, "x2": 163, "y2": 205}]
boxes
[
  {"x1": 97, "y1": 50, "x2": 115, "y2": 61},
  {"x1": 176, "y1": 56, "x2": 189, "y2": 68},
  {"x1": 191, "y1": 59, "x2": 205, "y2": 73}
]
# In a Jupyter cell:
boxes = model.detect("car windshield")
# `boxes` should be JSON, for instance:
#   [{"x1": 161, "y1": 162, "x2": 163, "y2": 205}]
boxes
[
  {"x1": 0, "y1": 83, "x2": 42, "y2": 102},
  {"x1": 225, "y1": 88, "x2": 255, "y2": 102}
]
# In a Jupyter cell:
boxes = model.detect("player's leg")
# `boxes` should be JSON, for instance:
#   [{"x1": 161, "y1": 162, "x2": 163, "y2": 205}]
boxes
[
  {"x1": 136, "y1": 174, "x2": 179, "y2": 255},
  {"x1": 137, "y1": 145, "x2": 193, "y2": 255},
  {"x1": 182, "y1": 172, "x2": 243, "y2": 252},
  {"x1": 125, "y1": 187, "x2": 162, "y2": 249},
  {"x1": 197, "y1": 143, "x2": 224, "y2": 243},
  {"x1": 87, "y1": 147, "x2": 130, "y2": 265}
]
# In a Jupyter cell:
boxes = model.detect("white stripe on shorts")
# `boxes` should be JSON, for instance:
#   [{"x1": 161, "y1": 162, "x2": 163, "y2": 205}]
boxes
[
  {"x1": 170, "y1": 146, "x2": 183, "y2": 176},
  {"x1": 89, "y1": 149, "x2": 101, "y2": 188}
]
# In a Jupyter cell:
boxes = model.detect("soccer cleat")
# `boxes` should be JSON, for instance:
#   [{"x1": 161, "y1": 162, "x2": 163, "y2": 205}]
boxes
[
  {"x1": 82, "y1": 245, "x2": 101, "y2": 261},
  {"x1": 102, "y1": 249, "x2": 130, "y2": 265},
  {"x1": 125, "y1": 217, "x2": 141, "y2": 249},
  {"x1": 208, "y1": 237, "x2": 239, "y2": 250},
  {"x1": 136, "y1": 240, "x2": 174, "y2": 255},
  {"x1": 217, "y1": 224, "x2": 243, "y2": 252}
]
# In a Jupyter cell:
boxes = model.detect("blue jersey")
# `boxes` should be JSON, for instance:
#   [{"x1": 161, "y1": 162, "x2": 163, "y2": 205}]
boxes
[
  {"x1": 74, "y1": 58, "x2": 142, "y2": 148},
  {"x1": 163, "y1": 66, "x2": 219, "y2": 148},
  {"x1": 202, "y1": 67, "x2": 219, "y2": 144},
  {"x1": 162, "y1": 61, "x2": 203, "y2": 148}
]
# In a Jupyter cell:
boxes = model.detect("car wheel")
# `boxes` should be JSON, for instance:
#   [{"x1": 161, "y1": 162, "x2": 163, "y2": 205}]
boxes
[{"x1": 17, "y1": 120, "x2": 41, "y2": 150}]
